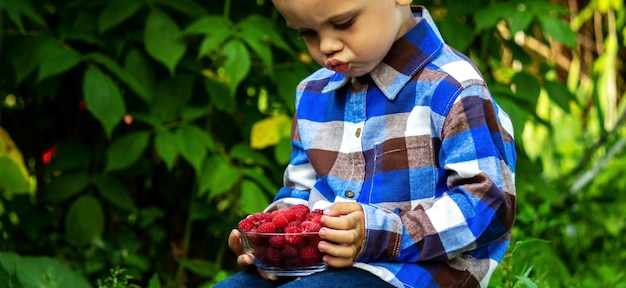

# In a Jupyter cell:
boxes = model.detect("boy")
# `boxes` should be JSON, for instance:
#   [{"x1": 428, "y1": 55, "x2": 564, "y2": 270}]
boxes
[{"x1": 216, "y1": 0, "x2": 516, "y2": 287}]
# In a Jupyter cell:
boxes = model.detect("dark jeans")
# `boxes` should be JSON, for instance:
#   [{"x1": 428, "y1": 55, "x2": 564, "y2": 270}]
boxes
[{"x1": 213, "y1": 267, "x2": 395, "y2": 288}]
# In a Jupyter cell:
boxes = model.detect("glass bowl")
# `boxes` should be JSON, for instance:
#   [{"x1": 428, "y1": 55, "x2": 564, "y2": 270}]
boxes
[{"x1": 240, "y1": 230, "x2": 327, "y2": 276}]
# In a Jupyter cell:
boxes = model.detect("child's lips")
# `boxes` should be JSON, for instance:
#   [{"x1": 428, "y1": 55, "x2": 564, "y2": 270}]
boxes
[{"x1": 327, "y1": 59, "x2": 349, "y2": 73}]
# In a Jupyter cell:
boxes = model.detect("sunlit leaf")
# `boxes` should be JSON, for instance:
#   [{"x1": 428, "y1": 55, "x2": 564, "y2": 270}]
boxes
[
  {"x1": 83, "y1": 67, "x2": 126, "y2": 138},
  {"x1": 45, "y1": 171, "x2": 90, "y2": 202},
  {"x1": 98, "y1": 0, "x2": 144, "y2": 33},
  {"x1": 509, "y1": 9, "x2": 534, "y2": 34},
  {"x1": 154, "y1": 130, "x2": 178, "y2": 170},
  {"x1": 105, "y1": 131, "x2": 150, "y2": 172},
  {"x1": 222, "y1": 39, "x2": 251, "y2": 96},
  {"x1": 65, "y1": 195, "x2": 104, "y2": 246},
  {"x1": 197, "y1": 155, "x2": 240, "y2": 198},
  {"x1": 144, "y1": 8, "x2": 186, "y2": 75},
  {"x1": 0, "y1": 127, "x2": 29, "y2": 193},
  {"x1": 95, "y1": 175, "x2": 136, "y2": 211},
  {"x1": 250, "y1": 114, "x2": 292, "y2": 149}
]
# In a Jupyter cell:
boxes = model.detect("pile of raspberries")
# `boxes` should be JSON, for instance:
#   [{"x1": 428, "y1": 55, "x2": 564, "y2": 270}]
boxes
[{"x1": 238, "y1": 204, "x2": 325, "y2": 268}]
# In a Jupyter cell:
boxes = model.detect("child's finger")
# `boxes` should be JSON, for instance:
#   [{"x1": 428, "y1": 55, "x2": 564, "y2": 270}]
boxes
[{"x1": 324, "y1": 202, "x2": 362, "y2": 216}]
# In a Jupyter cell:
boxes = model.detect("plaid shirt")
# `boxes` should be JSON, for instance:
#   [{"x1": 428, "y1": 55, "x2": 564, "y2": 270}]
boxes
[{"x1": 270, "y1": 6, "x2": 516, "y2": 288}]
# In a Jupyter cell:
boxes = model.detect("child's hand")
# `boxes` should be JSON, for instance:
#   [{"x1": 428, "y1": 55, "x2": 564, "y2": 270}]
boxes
[
  {"x1": 319, "y1": 202, "x2": 365, "y2": 268},
  {"x1": 227, "y1": 229, "x2": 278, "y2": 281}
]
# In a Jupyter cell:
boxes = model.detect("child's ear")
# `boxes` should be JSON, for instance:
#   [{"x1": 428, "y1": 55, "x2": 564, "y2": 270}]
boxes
[{"x1": 396, "y1": 0, "x2": 412, "y2": 6}]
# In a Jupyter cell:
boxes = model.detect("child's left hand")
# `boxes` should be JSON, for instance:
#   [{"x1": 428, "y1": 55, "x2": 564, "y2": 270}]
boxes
[{"x1": 319, "y1": 202, "x2": 365, "y2": 268}]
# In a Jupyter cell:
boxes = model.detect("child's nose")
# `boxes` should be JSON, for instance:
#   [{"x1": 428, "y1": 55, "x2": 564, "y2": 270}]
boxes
[{"x1": 319, "y1": 35, "x2": 342, "y2": 56}]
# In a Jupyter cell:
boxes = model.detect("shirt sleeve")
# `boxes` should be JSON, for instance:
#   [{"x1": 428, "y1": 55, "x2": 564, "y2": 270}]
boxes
[{"x1": 357, "y1": 85, "x2": 516, "y2": 263}]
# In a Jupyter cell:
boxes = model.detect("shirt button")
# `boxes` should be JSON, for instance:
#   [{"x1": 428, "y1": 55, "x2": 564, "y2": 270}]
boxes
[
  {"x1": 355, "y1": 128, "x2": 362, "y2": 138},
  {"x1": 345, "y1": 190, "x2": 355, "y2": 198}
]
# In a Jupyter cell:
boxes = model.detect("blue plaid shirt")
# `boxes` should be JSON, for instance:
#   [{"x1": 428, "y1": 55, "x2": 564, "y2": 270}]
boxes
[{"x1": 270, "y1": 6, "x2": 516, "y2": 288}]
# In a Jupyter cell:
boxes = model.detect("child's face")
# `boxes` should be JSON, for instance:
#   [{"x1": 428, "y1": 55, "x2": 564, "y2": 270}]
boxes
[{"x1": 273, "y1": 0, "x2": 415, "y2": 77}]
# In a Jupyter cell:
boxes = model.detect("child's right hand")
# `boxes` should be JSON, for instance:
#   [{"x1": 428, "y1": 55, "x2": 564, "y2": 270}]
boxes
[{"x1": 227, "y1": 229, "x2": 278, "y2": 281}]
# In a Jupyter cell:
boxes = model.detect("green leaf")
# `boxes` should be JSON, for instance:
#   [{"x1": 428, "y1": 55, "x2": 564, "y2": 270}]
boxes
[
  {"x1": 181, "y1": 105, "x2": 209, "y2": 122},
  {"x1": 36, "y1": 40, "x2": 82, "y2": 83},
  {"x1": 148, "y1": 273, "x2": 162, "y2": 288},
  {"x1": 83, "y1": 67, "x2": 126, "y2": 138},
  {"x1": 65, "y1": 195, "x2": 105, "y2": 246},
  {"x1": 222, "y1": 39, "x2": 251, "y2": 96},
  {"x1": 179, "y1": 258, "x2": 217, "y2": 277},
  {"x1": 0, "y1": 157, "x2": 30, "y2": 193},
  {"x1": 230, "y1": 143, "x2": 272, "y2": 167},
  {"x1": 0, "y1": 0, "x2": 45, "y2": 32},
  {"x1": 240, "y1": 180, "x2": 269, "y2": 215},
  {"x1": 197, "y1": 155, "x2": 240, "y2": 198},
  {"x1": 198, "y1": 28, "x2": 233, "y2": 58},
  {"x1": 274, "y1": 137, "x2": 292, "y2": 165},
  {"x1": 98, "y1": 0, "x2": 144, "y2": 33},
  {"x1": 512, "y1": 72, "x2": 541, "y2": 108},
  {"x1": 438, "y1": 19, "x2": 474, "y2": 52},
  {"x1": 154, "y1": 130, "x2": 178, "y2": 170},
  {"x1": 240, "y1": 168, "x2": 278, "y2": 195},
  {"x1": 184, "y1": 15, "x2": 232, "y2": 35},
  {"x1": 151, "y1": 74, "x2": 194, "y2": 122},
  {"x1": 509, "y1": 9, "x2": 534, "y2": 34},
  {"x1": 124, "y1": 48, "x2": 156, "y2": 103},
  {"x1": 174, "y1": 125, "x2": 211, "y2": 174},
  {"x1": 47, "y1": 141, "x2": 92, "y2": 171},
  {"x1": 543, "y1": 80, "x2": 574, "y2": 113},
  {"x1": 105, "y1": 131, "x2": 150, "y2": 172},
  {"x1": 10, "y1": 37, "x2": 46, "y2": 82},
  {"x1": 85, "y1": 52, "x2": 150, "y2": 102},
  {"x1": 0, "y1": 252, "x2": 91, "y2": 288},
  {"x1": 95, "y1": 175, "x2": 136, "y2": 211},
  {"x1": 154, "y1": 0, "x2": 208, "y2": 17},
  {"x1": 203, "y1": 72, "x2": 234, "y2": 112},
  {"x1": 474, "y1": 4, "x2": 513, "y2": 32},
  {"x1": 132, "y1": 112, "x2": 163, "y2": 128},
  {"x1": 144, "y1": 8, "x2": 187, "y2": 75},
  {"x1": 238, "y1": 15, "x2": 276, "y2": 75},
  {"x1": 537, "y1": 14, "x2": 577, "y2": 48},
  {"x1": 45, "y1": 171, "x2": 90, "y2": 202}
]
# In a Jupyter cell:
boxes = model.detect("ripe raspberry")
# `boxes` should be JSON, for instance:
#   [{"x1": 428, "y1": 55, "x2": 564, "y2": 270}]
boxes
[
  {"x1": 299, "y1": 245, "x2": 322, "y2": 264},
  {"x1": 290, "y1": 205, "x2": 310, "y2": 221},
  {"x1": 300, "y1": 220, "x2": 322, "y2": 232},
  {"x1": 281, "y1": 244, "x2": 299, "y2": 258},
  {"x1": 257, "y1": 222, "x2": 277, "y2": 233},
  {"x1": 252, "y1": 212, "x2": 273, "y2": 224},
  {"x1": 266, "y1": 247, "x2": 282, "y2": 266},
  {"x1": 238, "y1": 217, "x2": 255, "y2": 232},
  {"x1": 284, "y1": 225, "x2": 304, "y2": 246},
  {"x1": 272, "y1": 212, "x2": 290, "y2": 230},
  {"x1": 269, "y1": 235, "x2": 285, "y2": 249}
]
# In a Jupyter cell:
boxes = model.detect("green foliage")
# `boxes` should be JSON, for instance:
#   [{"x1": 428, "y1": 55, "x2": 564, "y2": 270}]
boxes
[{"x1": 0, "y1": 0, "x2": 625, "y2": 287}]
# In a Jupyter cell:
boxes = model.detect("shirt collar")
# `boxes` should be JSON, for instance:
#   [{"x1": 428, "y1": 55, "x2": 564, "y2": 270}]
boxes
[{"x1": 322, "y1": 6, "x2": 445, "y2": 100}]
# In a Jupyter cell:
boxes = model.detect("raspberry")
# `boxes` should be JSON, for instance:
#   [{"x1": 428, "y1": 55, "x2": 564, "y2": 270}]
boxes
[
  {"x1": 299, "y1": 245, "x2": 322, "y2": 264},
  {"x1": 269, "y1": 235, "x2": 285, "y2": 249},
  {"x1": 281, "y1": 244, "x2": 299, "y2": 258},
  {"x1": 290, "y1": 205, "x2": 310, "y2": 221},
  {"x1": 238, "y1": 217, "x2": 255, "y2": 232},
  {"x1": 257, "y1": 222, "x2": 277, "y2": 233},
  {"x1": 284, "y1": 225, "x2": 304, "y2": 246},
  {"x1": 272, "y1": 212, "x2": 290, "y2": 230},
  {"x1": 252, "y1": 212, "x2": 273, "y2": 224},
  {"x1": 266, "y1": 247, "x2": 282, "y2": 266},
  {"x1": 300, "y1": 220, "x2": 322, "y2": 232}
]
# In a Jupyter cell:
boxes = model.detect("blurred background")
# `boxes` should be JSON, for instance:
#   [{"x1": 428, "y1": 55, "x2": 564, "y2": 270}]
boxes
[{"x1": 0, "y1": 0, "x2": 624, "y2": 287}]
